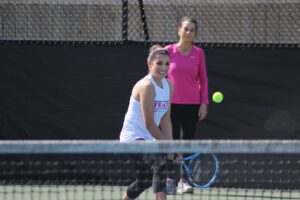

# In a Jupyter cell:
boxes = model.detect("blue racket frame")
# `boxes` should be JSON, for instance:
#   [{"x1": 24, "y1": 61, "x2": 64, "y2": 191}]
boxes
[{"x1": 181, "y1": 153, "x2": 219, "y2": 188}]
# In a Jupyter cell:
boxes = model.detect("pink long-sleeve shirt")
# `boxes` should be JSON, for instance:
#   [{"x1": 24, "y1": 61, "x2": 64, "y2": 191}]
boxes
[{"x1": 165, "y1": 44, "x2": 209, "y2": 104}]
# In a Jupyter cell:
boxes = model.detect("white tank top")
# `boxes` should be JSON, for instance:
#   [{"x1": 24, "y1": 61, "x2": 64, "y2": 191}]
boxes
[{"x1": 120, "y1": 74, "x2": 170, "y2": 142}]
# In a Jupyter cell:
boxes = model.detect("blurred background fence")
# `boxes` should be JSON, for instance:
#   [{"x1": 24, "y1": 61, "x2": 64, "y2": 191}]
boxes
[{"x1": 1, "y1": 0, "x2": 299, "y2": 46}]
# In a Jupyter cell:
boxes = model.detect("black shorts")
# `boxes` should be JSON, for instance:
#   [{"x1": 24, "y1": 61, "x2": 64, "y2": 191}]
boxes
[{"x1": 126, "y1": 153, "x2": 167, "y2": 199}]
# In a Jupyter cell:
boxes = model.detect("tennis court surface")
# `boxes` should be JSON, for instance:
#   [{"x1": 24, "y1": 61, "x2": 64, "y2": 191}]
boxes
[
  {"x1": 1, "y1": 185, "x2": 299, "y2": 200},
  {"x1": 0, "y1": 140, "x2": 299, "y2": 200}
]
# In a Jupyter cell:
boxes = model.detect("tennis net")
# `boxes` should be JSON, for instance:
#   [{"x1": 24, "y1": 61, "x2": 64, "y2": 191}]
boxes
[{"x1": 0, "y1": 140, "x2": 299, "y2": 200}]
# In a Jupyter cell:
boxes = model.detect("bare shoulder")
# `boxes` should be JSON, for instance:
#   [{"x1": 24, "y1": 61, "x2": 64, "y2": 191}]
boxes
[
  {"x1": 165, "y1": 79, "x2": 174, "y2": 99},
  {"x1": 139, "y1": 77, "x2": 153, "y2": 89},
  {"x1": 133, "y1": 77, "x2": 153, "y2": 94},
  {"x1": 166, "y1": 79, "x2": 174, "y2": 90}
]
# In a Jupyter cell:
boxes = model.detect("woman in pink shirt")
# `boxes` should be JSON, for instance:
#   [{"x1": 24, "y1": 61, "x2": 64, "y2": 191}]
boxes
[{"x1": 165, "y1": 16, "x2": 209, "y2": 194}]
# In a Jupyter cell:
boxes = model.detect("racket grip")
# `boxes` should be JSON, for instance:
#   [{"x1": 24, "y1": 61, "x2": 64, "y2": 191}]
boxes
[
  {"x1": 165, "y1": 153, "x2": 180, "y2": 160},
  {"x1": 174, "y1": 153, "x2": 180, "y2": 159}
]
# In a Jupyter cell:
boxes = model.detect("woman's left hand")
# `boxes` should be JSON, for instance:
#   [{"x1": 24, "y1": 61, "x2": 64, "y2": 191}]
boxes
[{"x1": 198, "y1": 104, "x2": 207, "y2": 120}]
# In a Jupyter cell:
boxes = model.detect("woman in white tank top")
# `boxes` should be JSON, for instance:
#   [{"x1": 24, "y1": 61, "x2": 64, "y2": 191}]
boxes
[{"x1": 120, "y1": 45, "x2": 174, "y2": 200}]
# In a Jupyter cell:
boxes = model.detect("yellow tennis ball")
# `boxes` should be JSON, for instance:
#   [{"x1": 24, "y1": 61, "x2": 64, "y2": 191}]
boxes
[{"x1": 212, "y1": 91, "x2": 223, "y2": 103}]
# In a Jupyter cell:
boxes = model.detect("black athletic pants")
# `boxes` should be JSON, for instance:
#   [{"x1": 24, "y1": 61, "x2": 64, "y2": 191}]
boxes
[
  {"x1": 171, "y1": 104, "x2": 200, "y2": 140},
  {"x1": 169, "y1": 104, "x2": 200, "y2": 180}
]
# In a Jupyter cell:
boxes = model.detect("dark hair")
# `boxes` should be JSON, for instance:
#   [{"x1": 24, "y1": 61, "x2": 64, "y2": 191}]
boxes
[
  {"x1": 178, "y1": 16, "x2": 198, "y2": 32},
  {"x1": 148, "y1": 44, "x2": 169, "y2": 61}
]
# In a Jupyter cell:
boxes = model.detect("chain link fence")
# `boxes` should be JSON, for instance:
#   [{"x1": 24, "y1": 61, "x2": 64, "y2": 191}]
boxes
[{"x1": 1, "y1": 0, "x2": 299, "y2": 46}]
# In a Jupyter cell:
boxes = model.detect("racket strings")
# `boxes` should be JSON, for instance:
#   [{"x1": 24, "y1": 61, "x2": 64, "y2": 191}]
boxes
[{"x1": 189, "y1": 155, "x2": 217, "y2": 185}]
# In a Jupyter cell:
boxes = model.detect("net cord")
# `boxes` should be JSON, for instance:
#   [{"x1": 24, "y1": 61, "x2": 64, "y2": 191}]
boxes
[{"x1": 0, "y1": 140, "x2": 299, "y2": 154}]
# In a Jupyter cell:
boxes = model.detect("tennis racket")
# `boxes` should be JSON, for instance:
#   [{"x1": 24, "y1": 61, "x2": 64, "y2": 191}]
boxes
[{"x1": 181, "y1": 153, "x2": 219, "y2": 188}]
